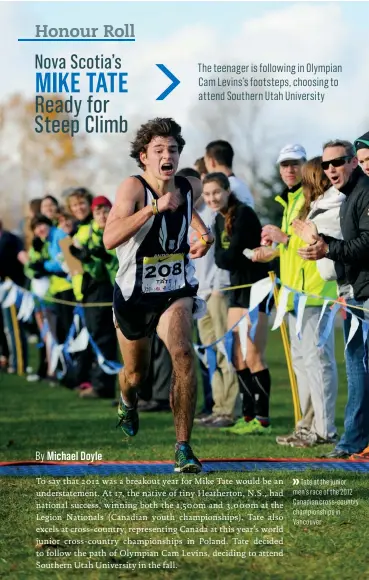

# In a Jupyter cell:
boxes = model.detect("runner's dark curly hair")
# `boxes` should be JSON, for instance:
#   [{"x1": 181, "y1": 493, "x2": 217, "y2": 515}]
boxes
[{"x1": 130, "y1": 118, "x2": 185, "y2": 169}]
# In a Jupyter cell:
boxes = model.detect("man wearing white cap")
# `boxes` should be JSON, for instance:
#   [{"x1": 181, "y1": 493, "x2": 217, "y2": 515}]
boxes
[{"x1": 252, "y1": 144, "x2": 339, "y2": 449}]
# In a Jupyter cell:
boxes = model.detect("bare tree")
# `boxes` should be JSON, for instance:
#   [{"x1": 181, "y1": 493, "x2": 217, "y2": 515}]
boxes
[
  {"x1": 188, "y1": 97, "x2": 279, "y2": 206},
  {"x1": 0, "y1": 94, "x2": 146, "y2": 230},
  {"x1": 0, "y1": 94, "x2": 93, "y2": 230}
]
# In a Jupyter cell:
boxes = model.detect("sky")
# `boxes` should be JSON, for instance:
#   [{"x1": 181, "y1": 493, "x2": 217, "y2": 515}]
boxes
[{"x1": 1, "y1": 1, "x2": 369, "y2": 176}]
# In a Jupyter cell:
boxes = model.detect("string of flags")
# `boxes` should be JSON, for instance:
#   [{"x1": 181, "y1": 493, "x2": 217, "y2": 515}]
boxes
[{"x1": 0, "y1": 276, "x2": 368, "y2": 378}]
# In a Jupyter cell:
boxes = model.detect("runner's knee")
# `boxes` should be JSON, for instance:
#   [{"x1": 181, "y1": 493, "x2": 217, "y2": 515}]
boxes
[
  {"x1": 124, "y1": 368, "x2": 149, "y2": 388},
  {"x1": 170, "y1": 342, "x2": 194, "y2": 371}
]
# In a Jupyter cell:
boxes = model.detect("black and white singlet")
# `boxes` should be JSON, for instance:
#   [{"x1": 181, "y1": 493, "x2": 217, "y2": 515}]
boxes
[{"x1": 114, "y1": 175, "x2": 199, "y2": 309}]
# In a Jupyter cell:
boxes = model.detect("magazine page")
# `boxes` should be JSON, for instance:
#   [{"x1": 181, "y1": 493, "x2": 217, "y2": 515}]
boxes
[{"x1": 1, "y1": 1, "x2": 368, "y2": 579}]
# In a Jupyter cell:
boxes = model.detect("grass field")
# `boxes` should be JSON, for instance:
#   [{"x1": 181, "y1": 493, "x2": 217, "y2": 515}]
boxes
[{"x1": 1, "y1": 329, "x2": 368, "y2": 579}]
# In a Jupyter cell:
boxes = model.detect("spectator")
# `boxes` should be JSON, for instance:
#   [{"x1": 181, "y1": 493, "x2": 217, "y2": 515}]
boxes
[
  {"x1": 178, "y1": 167, "x2": 238, "y2": 427},
  {"x1": 21, "y1": 198, "x2": 44, "y2": 348},
  {"x1": 355, "y1": 131, "x2": 369, "y2": 177},
  {"x1": 297, "y1": 139, "x2": 369, "y2": 459},
  {"x1": 0, "y1": 308, "x2": 9, "y2": 370},
  {"x1": 194, "y1": 157, "x2": 208, "y2": 182},
  {"x1": 204, "y1": 140, "x2": 255, "y2": 207},
  {"x1": 253, "y1": 144, "x2": 338, "y2": 447},
  {"x1": 288, "y1": 158, "x2": 342, "y2": 444},
  {"x1": 177, "y1": 167, "x2": 214, "y2": 416},
  {"x1": 40, "y1": 195, "x2": 60, "y2": 225},
  {"x1": 66, "y1": 188, "x2": 94, "y2": 224},
  {"x1": 192, "y1": 323, "x2": 214, "y2": 418},
  {"x1": 0, "y1": 219, "x2": 28, "y2": 374},
  {"x1": 28, "y1": 198, "x2": 42, "y2": 218},
  {"x1": 293, "y1": 157, "x2": 345, "y2": 281},
  {"x1": 65, "y1": 187, "x2": 94, "y2": 301},
  {"x1": 58, "y1": 211, "x2": 76, "y2": 236},
  {"x1": 137, "y1": 335, "x2": 171, "y2": 412},
  {"x1": 70, "y1": 195, "x2": 118, "y2": 399},
  {"x1": 63, "y1": 187, "x2": 95, "y2": 391},
  {"x1": 203, "y1": 172, "x2": 272, "y2": 434},
  {"x1": 23, "y1": 198, "x2": 42, "y2": 251},
  {"x1": 26, "y1": 214, "x2": 74, "y2": 348}
]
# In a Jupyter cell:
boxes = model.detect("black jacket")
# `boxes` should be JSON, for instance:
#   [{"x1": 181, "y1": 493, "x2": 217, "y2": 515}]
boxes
[
  {"x1": 325, "y1": 167, "x2": 369, "y2": 300},
  {"x1": 0, "y1": 231, "x2": 25, "y2": 286},
  {"x1": 213, "y1": 201, "x2": 269, "y2": 288}
]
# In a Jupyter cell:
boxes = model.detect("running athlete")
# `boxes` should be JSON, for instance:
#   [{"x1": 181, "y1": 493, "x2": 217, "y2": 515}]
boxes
[{"x1": 103, "y1": 118, "x2": 214, "y2": 473}]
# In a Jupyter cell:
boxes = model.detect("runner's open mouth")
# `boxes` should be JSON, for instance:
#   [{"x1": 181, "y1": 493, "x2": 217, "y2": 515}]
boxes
[{"x1": 161, "y1": 163, "x2": 173, "y2": 171}]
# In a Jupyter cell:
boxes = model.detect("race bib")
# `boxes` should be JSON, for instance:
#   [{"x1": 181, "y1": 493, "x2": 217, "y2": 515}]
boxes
[{"x1": 142, "y1": 253, "x2": 185, "y2": 294}]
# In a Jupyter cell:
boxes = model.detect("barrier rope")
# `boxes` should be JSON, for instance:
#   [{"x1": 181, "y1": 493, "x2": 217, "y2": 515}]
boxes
[
  {"x1": 3, "y1": 278, "x2": 369, "y2": 315},
  {"x1": 13, "y1": 281, "x2": 255, "y2": 308}
]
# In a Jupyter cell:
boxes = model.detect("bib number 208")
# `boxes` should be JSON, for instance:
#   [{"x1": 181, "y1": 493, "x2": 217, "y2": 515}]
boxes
[
  {"x1": 144, "y1": 262, "x2": 182, "y2": 278},
  {"x1": 142, "y1": 253, "x2": 185, "y2": 293}
]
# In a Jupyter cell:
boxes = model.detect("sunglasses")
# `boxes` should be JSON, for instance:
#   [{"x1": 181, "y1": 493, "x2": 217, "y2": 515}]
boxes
[{"x1": 321, "y1": 156, "x2": 352, "y2": 171}]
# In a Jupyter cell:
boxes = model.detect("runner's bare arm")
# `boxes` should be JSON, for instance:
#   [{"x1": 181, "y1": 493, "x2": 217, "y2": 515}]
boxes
[
  {"x1": 190, "y1": 209, "x2": 214, "y2": 241},
  {"x1": 103, "y1": 177, "x2": 153, "y2": 250}
]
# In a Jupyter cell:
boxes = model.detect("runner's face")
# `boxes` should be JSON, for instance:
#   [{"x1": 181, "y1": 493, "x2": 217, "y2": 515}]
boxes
[
  {"x1": 202, "y1": 181, "x2": 230, "y2": 212},
  {"x1": 140, "y1": 136, "x2": 180, "y2": 180},
  {"x1": 40, "y1": 199, "x2": 58, "y2": 220},
  {"x1": 69, "y1": 196, "x2": 91, "y2": 221},
  {"x1": 93, "y1": 205, "x2": 110, "y2": 229},
  {"x1": 34, "y1": 224, "x2": 50, "y2": 239},
  {"x1": 357, "y1": 148, "x2": 369, "y2": 177},
  {"x1": 279, "y1": 160, "x2": 303, "y2": 188}
]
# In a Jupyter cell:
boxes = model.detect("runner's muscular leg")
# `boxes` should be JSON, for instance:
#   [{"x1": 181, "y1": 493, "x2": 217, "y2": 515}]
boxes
[
  {"x1": 156, "y1": 297, "x2": 196, "y2": 442},
  {"x1": 116, "y1": 327, "x2": 152, "y2": 406}
]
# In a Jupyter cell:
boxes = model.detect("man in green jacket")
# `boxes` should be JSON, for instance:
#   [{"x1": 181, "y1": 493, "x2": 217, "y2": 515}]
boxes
[{"x1": 253, "y1": 144, "x2": 338, "y2": 448}]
